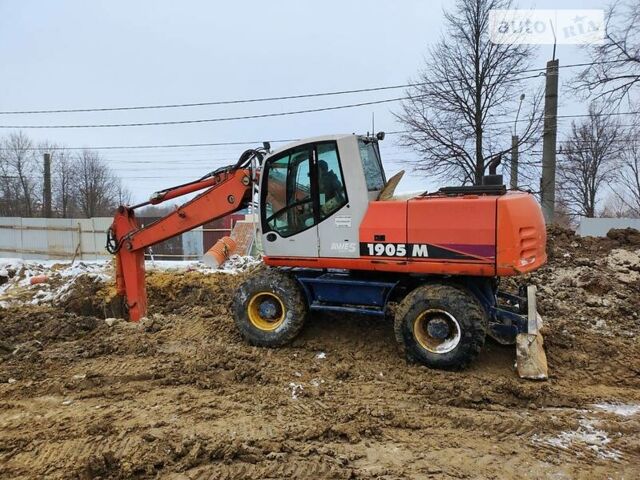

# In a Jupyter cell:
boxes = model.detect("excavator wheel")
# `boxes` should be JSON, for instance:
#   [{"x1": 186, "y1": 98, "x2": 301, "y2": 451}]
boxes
[
  {"x1": 394, "y1": 283, "x2": 487, "y2": 371},
  {"x1": 232, "y1": 269, "x2": 308, "y2": 347}
]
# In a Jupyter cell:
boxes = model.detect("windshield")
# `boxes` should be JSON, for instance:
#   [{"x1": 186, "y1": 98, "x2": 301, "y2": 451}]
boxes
[{"x1": 358, "y1": 139, "x2": 385, "y2": 191}]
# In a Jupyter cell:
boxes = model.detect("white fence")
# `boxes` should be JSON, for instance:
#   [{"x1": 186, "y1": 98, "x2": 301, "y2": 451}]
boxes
[{"x1": 0, "y1": 217, "x2": 205, "y2": 260}]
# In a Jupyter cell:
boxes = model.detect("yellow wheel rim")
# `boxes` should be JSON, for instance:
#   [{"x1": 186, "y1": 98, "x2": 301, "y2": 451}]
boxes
[
  {"x1": 247, "y1": 292, "x2": 286, "y2": 331},
  {"x1": 413, "y1": 309, "x2": 461, "y2": 354}
]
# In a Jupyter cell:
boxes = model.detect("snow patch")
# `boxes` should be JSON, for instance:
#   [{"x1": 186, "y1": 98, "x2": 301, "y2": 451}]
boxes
[
  {"x1": 532, "y1": 419, "x2": 622, "y2": 460},
  {"x1": 146, "y1": 255, "x2": 260, "y2": 275},
  {"x1": 288, "y1": 383, "x2": 304, "y2": 400},
  {"x1": 593, "y1": 403, "x2": 640, "y2": 417},
  {"x1": 309, "y1": 378, "x2": 325, "y2": 387},
  {"x1": 0, "y1": 260, "x2": 109, "y2": 307},
  {"x1": 0, "y1": 256, "x2": 259, "y2": 307}
]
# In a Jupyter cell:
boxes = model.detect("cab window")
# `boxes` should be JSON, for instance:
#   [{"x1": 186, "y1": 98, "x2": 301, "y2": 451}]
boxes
[
  {"x1": 263, "y1": 147, "x2": 314, "y2": 237},
  {"x1": 262, "y1": 141, "x2": 348, "y2": 238},
  {"x1": 358, "y1": 139, "x2": 385, "y2": 191},
  {"x1": 317, "y1": 142, "x2": 348, "y2": 219}
]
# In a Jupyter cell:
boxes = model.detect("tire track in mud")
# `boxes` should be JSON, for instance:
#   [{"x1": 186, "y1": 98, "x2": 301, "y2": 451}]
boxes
[
  {"x1": 184, "y1": 460, "x2": 352, "y2": 480},
  {"x1": 3, "y1": 435, "x2": 155, "y2": 478},
  {"x1": 2, "y1": 383, "x2": 639, "y2": 479}
]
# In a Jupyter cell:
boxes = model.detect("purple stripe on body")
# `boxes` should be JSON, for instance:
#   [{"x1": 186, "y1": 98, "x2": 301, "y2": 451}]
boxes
[{"x1": 441, "y1": 244, "x2": 496, "y2": 259}]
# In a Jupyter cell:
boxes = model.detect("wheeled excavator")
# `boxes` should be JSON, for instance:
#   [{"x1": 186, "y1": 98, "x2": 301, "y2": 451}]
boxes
[{"x1": 107, "y1": 133, "x2": 548, "y2": 379}]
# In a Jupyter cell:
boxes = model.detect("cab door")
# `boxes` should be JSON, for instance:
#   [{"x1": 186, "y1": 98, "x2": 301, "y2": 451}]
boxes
[
  {"x1": 315, "y1": 141, "x2": 355, "y2": 258},
  {"x1": 260, "y1": 145, "x2": 319, "y2": 258}
]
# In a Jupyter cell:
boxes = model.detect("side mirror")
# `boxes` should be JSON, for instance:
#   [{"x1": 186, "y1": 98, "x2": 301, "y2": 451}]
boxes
[
  {"x1": 376, "y1": 131, "x2": 385, "y2": 141},
  {"x1": 263, "y1": 141, "x2": 271, "y2": 152}
]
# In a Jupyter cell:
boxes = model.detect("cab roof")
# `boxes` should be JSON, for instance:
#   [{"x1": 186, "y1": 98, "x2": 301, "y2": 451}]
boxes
[{"x1": 267, "y1": 134, "x2": 360, "y2": 158}]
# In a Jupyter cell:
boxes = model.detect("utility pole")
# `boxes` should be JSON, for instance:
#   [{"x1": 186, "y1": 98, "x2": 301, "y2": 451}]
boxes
[
  {"x1": 510, "y1": 135, "x2": 519, "y2": 189},
  {"x1": 540, "y1": 59, "x2": 559, "y2": 223},
  {"x1": 43, "y1": 153, "x2": 52, "y2": 218},
  {"x1": 511, "y1": 93, "x2": 525, "y2": 190}
]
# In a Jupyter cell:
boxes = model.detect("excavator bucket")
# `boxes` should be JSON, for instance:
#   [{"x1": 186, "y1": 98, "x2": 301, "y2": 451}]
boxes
[{"x1": 516, "y1": 286, "x2": 548, "y2": 380}]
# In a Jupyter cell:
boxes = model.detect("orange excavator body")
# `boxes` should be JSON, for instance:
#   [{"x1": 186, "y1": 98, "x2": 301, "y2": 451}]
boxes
[
  {"x1": 264, "y1": 191, "x2": 546, "y2": 277},
  {"x1": 110, "y1": 136, "x2": 545, "y2": 323}
]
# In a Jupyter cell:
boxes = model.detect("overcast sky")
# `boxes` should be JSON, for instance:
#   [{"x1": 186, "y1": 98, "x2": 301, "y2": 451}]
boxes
[{"x1": 0, "y1": 0, "x2": 612, "y2": 202}]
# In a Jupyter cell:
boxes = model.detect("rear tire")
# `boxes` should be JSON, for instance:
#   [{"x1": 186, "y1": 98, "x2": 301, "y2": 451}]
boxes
[
  {"x1": 232, "y1": 269, "x2": 308, "y2": 347},
  {"x1": 394, "y1": 283, "x2": 487, "y2": 370}
]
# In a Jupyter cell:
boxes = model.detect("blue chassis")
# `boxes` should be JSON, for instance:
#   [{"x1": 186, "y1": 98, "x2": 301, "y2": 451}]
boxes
[{"x1": 291, "y1": 269, "x2": 530, "y2": 343}]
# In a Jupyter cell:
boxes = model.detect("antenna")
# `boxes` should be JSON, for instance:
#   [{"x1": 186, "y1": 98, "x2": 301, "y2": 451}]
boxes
[
  {"x1": 549, "y1": 17, "x2": 557, "y2": 60},
  {"x1": 371, "y1": 112, "x2": 375, "y2": 137},
  {"x1": 514, "y1": 93, "x2": 525, "y2": 134}
]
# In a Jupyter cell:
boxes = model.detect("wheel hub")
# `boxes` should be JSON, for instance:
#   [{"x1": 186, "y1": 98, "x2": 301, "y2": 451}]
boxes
[
  {"x1": 413, "y1": 309, "x2": 462, "y2": 354},
  {"x1": 426, "y1": 317, "x2": 450, "y2": 339},
  {"x1": 259, "y1": 299, "x2": 279, "y2": 319}
]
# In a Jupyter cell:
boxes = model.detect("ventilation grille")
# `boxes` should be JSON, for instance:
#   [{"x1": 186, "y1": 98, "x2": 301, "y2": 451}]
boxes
[{"x1": 519, "y1": 226, "x2": 538, "y2": 264}]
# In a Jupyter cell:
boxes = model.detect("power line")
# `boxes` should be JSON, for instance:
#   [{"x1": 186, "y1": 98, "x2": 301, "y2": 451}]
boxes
[
  {"x1": 0, "y1": 135, "x2": 416, "y2": 152},
  {"x1": 0, "y1": 81, "x2": 545, "y2": 129},
  {"x1": 0, "y1": 85, "x2": 420, "y2": 115},
  {"x1": 14, "y1": 95, "x2": 630, "y2": 131},
  {"x1": 392, "y1": 104, "x2": 639, "y2": 130},
  {"x1": 0, "y1": 59, "x2": 626, "y2": 116},
  {"x1": 489, "y1": 111, "x2": 640, "y2": 126},
  {"x1": 0, "y1": 91, "x2": 634, "y2": 143},
  {"x1": 0, "y1": 139, "x2": 298, "y2": 151},
  {"x1": 553, "y1": 111, "x2": 640, "y2": 120},
  {"x1": 0, "y1": 96, "x2": 413, "y2": 129},
  {"x1": 18, "y1": 66, "x2": 636, "y2": 130},
  {"x1": 1, "y1": 112, "x2": 634, "y2": 152}
]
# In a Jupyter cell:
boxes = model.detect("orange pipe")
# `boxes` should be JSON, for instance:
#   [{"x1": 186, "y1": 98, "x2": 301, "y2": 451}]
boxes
[
  {"x1": 203, "y1": 236, "x2": 237, "y2": 268},
  {"x1": 30, "y1": 275, "x2": 48, "y2": 285}
]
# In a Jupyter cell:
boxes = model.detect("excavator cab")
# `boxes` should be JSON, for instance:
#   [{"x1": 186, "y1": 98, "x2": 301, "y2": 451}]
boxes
[{"x1": 259, "y1": 134, "x2": 385, "y2": 259}]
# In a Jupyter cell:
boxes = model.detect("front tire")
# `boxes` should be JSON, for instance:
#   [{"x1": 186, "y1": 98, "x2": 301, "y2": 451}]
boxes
[
  {"x1": 394, "y1": 283, "x2": 487, "y2": 370},
  {"x1": 232, "y1": 269, "x2": 308, "y2": 347}
]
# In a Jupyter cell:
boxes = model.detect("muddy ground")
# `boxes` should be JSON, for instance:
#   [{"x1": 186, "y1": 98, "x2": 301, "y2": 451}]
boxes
[{"x1": 0, "y1": 228, "x2": 639, "y2": 479}]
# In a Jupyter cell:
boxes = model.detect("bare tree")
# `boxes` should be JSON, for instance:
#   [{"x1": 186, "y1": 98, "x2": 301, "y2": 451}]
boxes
[
  {"x1": 558, "y1": 103, "x2": 622, "y2": 217},
  {"x1": 601, "y1": 192, "x2": 637, "y2": 217},
  {"x1": 0, "y1": 143, "x2": 18, "y2": 216},
  {"x1": 0, "y1": 133, "x2": 131, "y2": 218},
  {"x1": 573, "y1": 1, "x2": 640, "y2": 107},
  {"x1": 395, "y1": 0, "x2": 542, "y2": 185},
  {"x1": 53, "y1": 148, "x2": 78, "y2": 218},
  {"x1": 76, "y1": 150, "x2": 123, "y2": 217},
  {"x1": 34, "y1": 141, "x2": 79, "y2": 218},
  {"x1": 614, "y1": 136, "x2": 640, "y2": 216},
  {"x1": 0, "y1": 132, "x2": 41, "y2": 216},
  {"x1": 113, "y1": 178, "x2": 131, "y2": 207}
]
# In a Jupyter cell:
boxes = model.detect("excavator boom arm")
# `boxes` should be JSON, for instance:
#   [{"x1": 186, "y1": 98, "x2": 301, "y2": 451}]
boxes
[{"x1": 110, "y1": 167, "x2": 253, "y2": 321}]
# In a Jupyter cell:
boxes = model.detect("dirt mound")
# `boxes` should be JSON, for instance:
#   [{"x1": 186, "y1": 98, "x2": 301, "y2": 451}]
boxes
[
  {"x1": 0, "y1": 306, "x2": 100, "y2": 345},
  {"x1": 517, "y1": 227, "x2": 640, "y2": 400},
  {"x1": 607, "y1": 227, "x2": 640, "y2": 246},
  {"x1": 145, "y1": 270, "x2": 249, "y2": 317},
  {"x1": 546, "y1": 225, "x2": 640, "y2": 262}
]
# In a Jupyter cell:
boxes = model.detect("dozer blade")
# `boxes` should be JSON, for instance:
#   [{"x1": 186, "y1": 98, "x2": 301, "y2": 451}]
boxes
[{"x1": 516, "y1": 286, "x2": 548, "y2": 380}]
